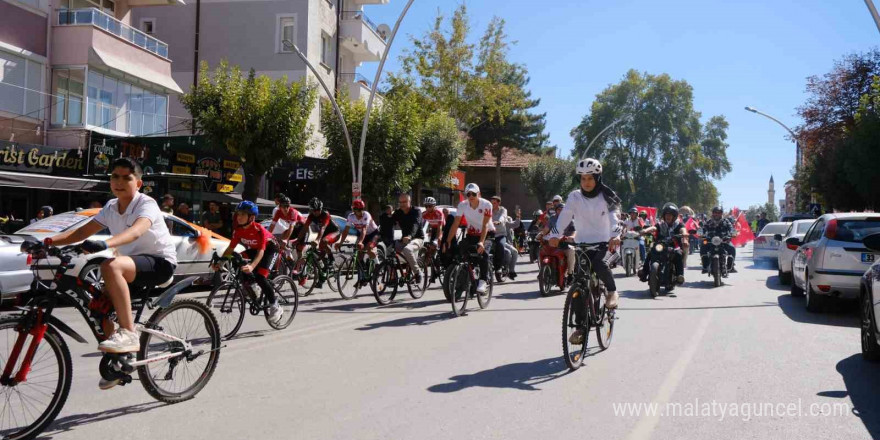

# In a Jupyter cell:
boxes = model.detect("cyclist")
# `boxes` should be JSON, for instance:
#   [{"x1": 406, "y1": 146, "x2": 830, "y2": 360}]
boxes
[
  {"x1": 268, "y1": 195, "x2": 305, "y2": 254},
  {"x1": 297, "y1": 197, "x2": 340, "y2": 273},
  {"x1": 490, "y1": 196, "x2": 518, "y2": 280},
  {"x1": 554, "y1": 158, "x2": 623, "y2": 345},
  {"x1": 444, "y1": 183, "x2": 494, "y2": 293},
  {"x1": 46, "y1": 158, "x2": 177, "y2": 387},
  {"x1": 421, "y1": 197, "x2": 445, "y2": 247},
  {"x1": 392, "y1": 194, "x2": 425, "y2": 283},
  {"x1": 335, "y1": 199, "x2": 380, "y2": 267},
  {"x1": 639, "y1": 203, "x2": 688, "y2": 284},
  {"x1": 215, "y1": 201, "x2": 283, "y2": 321}
]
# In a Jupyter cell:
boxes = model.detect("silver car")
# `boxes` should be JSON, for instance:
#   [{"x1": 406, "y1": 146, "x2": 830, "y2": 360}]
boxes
[
  {"x1": 753, "y1": 222, "x2": 791, "y2": 262},
  {"x1": 0, "y1": 209, "x2": 241, "y2": 299},
  {"x1": 790, "y1": 213, "x2": 880, "y2": 312},
  {"x1": 775, "y1": 219, "x2": 816, "y2": 285}
]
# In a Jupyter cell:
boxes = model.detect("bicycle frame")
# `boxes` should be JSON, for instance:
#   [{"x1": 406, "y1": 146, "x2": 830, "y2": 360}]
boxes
[{"x1": 572, "y1": 245, "x2": 604, "y2": 325}]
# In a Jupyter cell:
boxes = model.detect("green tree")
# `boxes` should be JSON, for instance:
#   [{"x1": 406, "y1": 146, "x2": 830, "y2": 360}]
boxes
[
  {"x1": 570, "y1": 69, "x2": 729, "y2": 209},
  {"x1": 521, "y1": 155, "x2": 577, "y2": 208},
  {"x1": 412, "y1": 112, "x2": 465, "y2": 202},
  {"x1": 321, "y1": 93, "x2": 421, "y2": 208},
  {"x1": 181, "y1": 60, "x2": 316, "y2": 201}
]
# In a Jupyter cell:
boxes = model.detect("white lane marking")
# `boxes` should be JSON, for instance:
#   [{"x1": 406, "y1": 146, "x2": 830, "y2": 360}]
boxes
[{"x1": 626, "y1": 309, "x2": 714, "y2": 440}]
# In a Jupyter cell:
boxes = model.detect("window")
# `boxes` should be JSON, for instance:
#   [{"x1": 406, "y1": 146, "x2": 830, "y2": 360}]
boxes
[
  {"x1": 168, "y1": 218, "x2": 197, "y2": 238},
  {"x1": 51, "y1": 68, "x2": 85, "y2": 126},
  {"x1": 0, "y1": 51, "x2": 44, "y2": 120},
  {"x1": 321, "y1": 33, "x2": 332, "y2": 66},
  {"x1": 806, "y1": 220, "x2": 825, "y2": 243},
  {"x1": 141, "y1": 19, "x2": 155, "y2": 35},
  {"x1": 69, "y1": 70, "x2": 169, "y2": 135},
  {"x1": 278, "y1": 17, "x2": 295, "y2": 53}
]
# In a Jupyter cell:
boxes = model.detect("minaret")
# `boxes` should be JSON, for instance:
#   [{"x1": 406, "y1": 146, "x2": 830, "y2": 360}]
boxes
[{"x1": 768, "y1": 175, "x2": 775, "y2": 206}]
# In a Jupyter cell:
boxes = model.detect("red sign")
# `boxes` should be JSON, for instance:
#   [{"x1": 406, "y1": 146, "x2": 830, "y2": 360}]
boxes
[{"x1": 449, "y1": 170, "x2": 466, "y2": 191}]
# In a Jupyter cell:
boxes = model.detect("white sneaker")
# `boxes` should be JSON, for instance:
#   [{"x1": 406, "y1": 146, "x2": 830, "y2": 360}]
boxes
[
  {"x1": 606, "y1": 291, "x2": 619, "y2": 309},
  {"x1": 268, "y1": 303, "x2": 283, "y2": 323},
  {"x1": 98, "y1": 377, "x2": 121, "y2": 390},
  {"x1": 98, "y1": 328, "x2": 140, "y2": 354},
  {"x1": 476, "y1": 280, "x2": 488, "y2": 293}
]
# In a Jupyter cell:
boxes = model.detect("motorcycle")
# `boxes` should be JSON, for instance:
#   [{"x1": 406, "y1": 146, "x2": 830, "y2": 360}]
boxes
[
  {"x1": 702, "y1": 235, "x2": 732, "y2": 287},
  {"x1": 621, "y1": 230, "x2": 641, "y2": 277},
  {"x1": 537, "y1": 240, "x2": 570, "y2": 297},
  {"x1": 527, "y1": 231, "x2": 540, "y2": 264},
  {"x1": 646, "y1": 235, "x2": 686, "y2": 298}
]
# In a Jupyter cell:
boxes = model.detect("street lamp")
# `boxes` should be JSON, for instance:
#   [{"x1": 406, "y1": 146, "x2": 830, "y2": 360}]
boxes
[
  {"x1": 744, "y1": 106, "x2": 802, "y2": 172},
  {"x1": 866, "y1": 0, "x2": 880, "y2": 34},
  {"x1": 583, "y1": 115, "x2": 632, "y2": 158},
  {"x1": 282, "y1": 39, "x2": 357, "y2": 186}
]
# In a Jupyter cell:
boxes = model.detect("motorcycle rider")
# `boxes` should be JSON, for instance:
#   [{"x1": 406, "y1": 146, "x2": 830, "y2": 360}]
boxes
[
  {"x1": 541, "y1": 203, "x2": 577, "y2": 282},
  {"x1": 700, "y1": 206, "x2": 737, "y2": 274},
  {"x1": 490, "y1": 196, "x2": 518, "y2": 280},
  {"x1": 639, "y1": 203, "x2": 688, "y2": 284},
  {"x1": 622, "y1": 207, "x2": 647, "y2": 262}
]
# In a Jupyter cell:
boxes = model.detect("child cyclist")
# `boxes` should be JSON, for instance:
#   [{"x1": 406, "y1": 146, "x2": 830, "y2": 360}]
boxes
[
  {"x1": 335, "y1": 199, "x2": 380, "y2": 290},
  {"x1": 214, "y1": 201, "x2": 282, "y2": 323}
]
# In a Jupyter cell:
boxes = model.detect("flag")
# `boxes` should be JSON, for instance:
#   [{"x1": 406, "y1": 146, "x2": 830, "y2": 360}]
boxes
[
  {"x1": 685, "y1": 217, "x2": 699, "y2": 236},
  {"x1": 636, "y1": 205, "x2": 657, "y2": 225},
  {"x1": 731, "y1": 213, "x2": 755, "y2": 247}
]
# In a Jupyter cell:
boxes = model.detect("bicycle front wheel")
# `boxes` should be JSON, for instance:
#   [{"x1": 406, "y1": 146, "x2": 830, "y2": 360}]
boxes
[
  {"x1": 0, "y1": 316, "x2": 72, "y2": 440},
  {"x1": 294, "y1": 257, "x2": 317, "y2": 297},
  {"x1": 372, "y1": 261, "x2": 397, "y2": 305},
  {"x1": 138, "y1": 299, "x2": 221, "y2": 403},
  {"x1": 205, "y1": 282, "x2": 245, "y2": 339},
  {"x1": 266, "y1": 276, "x2": 299, "y2": 330},
  {"x1": 562, "y1": 285, "x2": 590, "y2": 371},
  {"x1": 336, "y1": 256, "x2": 358, "y2": 299},
  {"x1": 594, "y1": 281, "x2": 614, "y2": 350},
  {"x1": 450, "y1": 265, "x2": 470, "y2": 316}
]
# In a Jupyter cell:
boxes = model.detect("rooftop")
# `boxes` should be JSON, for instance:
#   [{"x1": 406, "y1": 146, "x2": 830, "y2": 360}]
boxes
[{"x1": 459, "y1": 148, "x2": 541, "y2": 169}]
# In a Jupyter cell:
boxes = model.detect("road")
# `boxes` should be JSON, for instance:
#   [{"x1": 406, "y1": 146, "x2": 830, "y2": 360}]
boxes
[{"x1": 35, "y1": 244, "x2": 879, "y2": 440}]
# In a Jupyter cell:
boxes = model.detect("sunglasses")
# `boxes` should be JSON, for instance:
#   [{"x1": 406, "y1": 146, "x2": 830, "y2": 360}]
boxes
[
  {"x1": 466, "y1": 192, "x2": 477, "y2": 197},
  {"x1": 353, "y1": 208, "x2": 363, "y2": 212}
]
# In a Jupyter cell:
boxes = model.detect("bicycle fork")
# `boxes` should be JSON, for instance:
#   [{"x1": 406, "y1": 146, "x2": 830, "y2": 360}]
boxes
[{"x1": 0, "y1": 310, "x2": 48, "y2": 385}]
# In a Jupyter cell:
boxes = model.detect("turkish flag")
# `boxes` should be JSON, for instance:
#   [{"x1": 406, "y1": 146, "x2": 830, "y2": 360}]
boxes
[
  {"x1": 685, "y1": 217, "x2": 699, "y2": 236},
  {"x1": 731, "y1": 213, "x2": 755, "y2": 247},
  {"x1": 636, "y1": 206, "x2": 657, "y2": 225}
]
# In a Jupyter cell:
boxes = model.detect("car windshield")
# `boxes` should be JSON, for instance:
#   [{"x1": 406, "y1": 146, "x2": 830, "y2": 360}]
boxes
[
  {"x1": 796, "y1": 222, "x2": 813, "y2": 234},
  {"x1": 16, "y1": 213, "x2": 91, "y2": 234},
  {"x1": 760, "y1": 224, "x2": 789, "y2": 235},
  {"x1": 834, "y1": 219, "x2": 880, "y2": 243}
]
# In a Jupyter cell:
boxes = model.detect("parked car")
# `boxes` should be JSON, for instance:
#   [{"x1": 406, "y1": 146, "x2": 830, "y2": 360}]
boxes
[
  {"x1": 790, "y1": 213, "x2": 880, "y2": 312},
  {"x1": 859, "y1": 233, "x2": 880, "y2": 361},
  {"x1": 775, "y1": 219, "x2": 816, "y2": 284},
  {"x1": 781, "y1": 213, "x2": 815, "y2": 222},
  {"x1": 260, "y1": 215, "x2": 358, "y2": 246},
  {"x1": 753, "y1": 222, "x2": 791, "y2": 263},
  {"x1": 0, "y1": 209, "x2": 242, "y2": 300}
]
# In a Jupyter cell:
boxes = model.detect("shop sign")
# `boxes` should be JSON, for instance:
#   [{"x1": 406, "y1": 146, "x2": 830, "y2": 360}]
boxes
[{"x1": 0, "y1": 140, "x2": 86, "y2": 176}]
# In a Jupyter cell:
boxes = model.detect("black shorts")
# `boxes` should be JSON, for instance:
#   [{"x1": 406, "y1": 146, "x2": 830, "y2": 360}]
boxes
[
  {"x1": 130, "y1": 255, "x2": 176, "y2": 288},
  {"x1": 244, "y1": 241, "x2": 279, "y2": 278}
]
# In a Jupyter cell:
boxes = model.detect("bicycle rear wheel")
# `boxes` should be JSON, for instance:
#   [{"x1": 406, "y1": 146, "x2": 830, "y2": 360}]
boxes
[
  {"x1": 450, "y1": 265, "x2": 470, "y2": 316},
  {"x1": 336, "y1": 256, "x2": 358, "y2": 299},
  {"x1": 593, "y1": 281, "x2": 614, "y2": 350},
  {"x1": 266, "y1": 276, "x2": 299, "y2": 330},
  {"x1": 205, "y1": 282, "x2": 245, "y2": 339},
  {"x1": 0, "y1": 316, "x2": 72, "y2": 440},
  {"x1": 138, "y1": 299, "x2": 221, "y2": 403},
  {"x1": 477, "y1": 269, "x2": 493, "y2": 310},
  {"x1": 372, "y1": 261, "x2": 397, "y2": 305},
  {"x1": 294, "y1": 257, "x2": 317, "y2": 297},
  {"x1": 562, "y1": 284, "x2": 590, "y2": 370}
]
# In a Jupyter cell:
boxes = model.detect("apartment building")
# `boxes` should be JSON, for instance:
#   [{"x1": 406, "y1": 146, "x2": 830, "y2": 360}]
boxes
[{"x1": 131, "y1": 0, "x2": 390, "y2": 157}]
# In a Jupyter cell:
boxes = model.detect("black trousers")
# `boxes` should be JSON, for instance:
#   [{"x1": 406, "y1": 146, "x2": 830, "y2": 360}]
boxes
[
  {"x1": 459, "y1": 235, "x2": 491, "y2": 281},
  {"x1": 573, "y1": 246, "x2": 616, "y2": 326},
  {"x1": 643, "y1": 249, "x2": 684, "y2": 276},
  {"x1": 701, "y1": 243, "x2": 736, "y2": 268}
]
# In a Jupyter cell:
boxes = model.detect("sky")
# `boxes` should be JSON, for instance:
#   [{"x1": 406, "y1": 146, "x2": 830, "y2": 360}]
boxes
[{"x1": 361, "y1": 0, "x2": 878, "y2": 210}]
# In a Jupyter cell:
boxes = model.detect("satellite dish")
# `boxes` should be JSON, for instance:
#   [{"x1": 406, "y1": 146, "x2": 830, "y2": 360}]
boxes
[{"x1": 377, "y1": 24, "x2": 391, "y2": 40}]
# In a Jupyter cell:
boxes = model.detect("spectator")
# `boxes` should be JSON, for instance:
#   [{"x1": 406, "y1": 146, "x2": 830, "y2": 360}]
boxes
[
  {"x1": 161, "y1": 194, "x2": 175, "y2": 213},
  {"x1": 30, "y1": 206, "x2": 53, "y2": 224},
  {"x1": 176, "y1": 203, "x2": 193, "y2": 222},
  {"x1": 201, "y1": 201, "x2": 224, "y2": 233}
]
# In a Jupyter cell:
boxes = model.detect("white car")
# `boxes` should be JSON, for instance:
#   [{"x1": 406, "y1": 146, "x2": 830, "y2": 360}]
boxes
[
  {"x1": 261, "y1": 214, "x2": 358, "y2": 246},
  {"x1": 0, "y1": 209, "x2": 242, "y2": 299},
  {"x1": 775, "y1": 219, "x2": 816, "y2": 284},
  {"x1": 790, "y1": 213, "x2": 880, "y2": 312},
  {"x1": 753, "y1": 222, "x2": 791, "y2": 263}
]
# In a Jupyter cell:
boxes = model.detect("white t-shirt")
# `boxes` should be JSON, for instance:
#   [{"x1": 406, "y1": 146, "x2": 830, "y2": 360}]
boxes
[
  {"x1": 94, "y1": 192, "x2": 177, "y2": 265},
  {"x1": 554, "y1": 190, "x2": 622, "y2": 244},
  {"x1": 456, "y1": 198, "x2": 495, "y2": 236},
  {"x1": 346, "y1": 211, "x2": 378, "y2": 235}
]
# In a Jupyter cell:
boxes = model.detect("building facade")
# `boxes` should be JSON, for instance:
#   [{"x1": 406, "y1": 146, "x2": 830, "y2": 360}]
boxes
[
  {"x1": 459, "y1": 148, "x2": 541, "y2": 215},
  {"x1": 131, "y1": 0, "x2": 390, "y2": 158}
]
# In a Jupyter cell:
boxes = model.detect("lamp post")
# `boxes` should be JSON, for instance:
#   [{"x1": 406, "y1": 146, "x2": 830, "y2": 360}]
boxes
[
  {"x1": 583, "y1": 115, "x2": 631, "y2": 158},
  {"x1": 744, "y1": 106, "x2": 802, "y2": 172},
  {"x1": 282, "y1": 39, "x2": 357, "y2": 186},
  {"x1": 866, "y1": 0, "x2": 880, "y2": 34}
]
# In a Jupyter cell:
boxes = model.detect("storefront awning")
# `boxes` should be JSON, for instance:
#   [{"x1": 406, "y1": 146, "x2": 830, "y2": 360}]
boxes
[
  {"x1": 0, "y1": 171, "x2": 108, "y2": 192},
  {"x1": 89, "y1": 47, "x2": 184, "y2": 94}
]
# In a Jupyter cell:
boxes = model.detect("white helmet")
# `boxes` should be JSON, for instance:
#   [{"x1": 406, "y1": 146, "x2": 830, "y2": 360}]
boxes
[
  {"x1": 577, "y1": 158, "x2": 602, "y2": 175},
  {"x1": 423, "y1": 197, "x2": 437, "y2": 206},
  {"x1": 464, "y1": 183, "x2": 480, "y2": 194},
  {"x1": 552, "y1": 194, "x2": 563, "y2": 203}
]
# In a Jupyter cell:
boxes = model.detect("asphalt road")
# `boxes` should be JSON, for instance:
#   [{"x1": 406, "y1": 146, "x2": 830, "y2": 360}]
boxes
[{"x1": 31, "y1": 244, "x2": 879, "y2": 440}]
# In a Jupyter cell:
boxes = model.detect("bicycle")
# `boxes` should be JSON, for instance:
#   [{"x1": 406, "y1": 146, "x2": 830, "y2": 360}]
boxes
[
  {"x1": 205, "y1": 253, "x2": 298, "y2": 339},
  {"x1": 336, "y1": 244, "x2": 381, "y2": 299},
  {"x1": 1, "y1": 240, "x2": 221, "y2": 440},
  {"x1": 371, "y1": 241, "x2": 425, "y2": 305},
  {"x1": 292, "y1": 242, "x2": 341, "y2": 297},
  {"x1": 562, "y1": 243, "x2": 616, "y2": 371},
  {"x1": 448, "y1": 250, "x2": 494, "y2": 317},
  {"x1": 417, "y1": 241, "x2": 445, "y2": 293}
]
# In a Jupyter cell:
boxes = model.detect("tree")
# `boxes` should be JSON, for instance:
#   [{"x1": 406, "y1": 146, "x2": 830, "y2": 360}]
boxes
[
  {"x1": 412, "y1": 112, "x2": 465, "y2": 202},
  {"x1": 321, "y1": 93, "x2": 421, "y2": 208},
  {"x1": 521, "y1": 155, "x2": 577, "y2": 208},
  {"x1": 570, "y1": 69, "x2": 730, "y2": 210},
  {"x1": 181, "y1": 60, "x2": 316, "y2": 201}
]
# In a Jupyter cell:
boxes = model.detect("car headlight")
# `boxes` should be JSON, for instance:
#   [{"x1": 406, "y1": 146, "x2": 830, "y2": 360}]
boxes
[
  {"x1": 711, "y1": 236, "x2": 722, "y2": 246},
  {"x1": 654, "y1": 244, "x2": 664, "y2": 252}
]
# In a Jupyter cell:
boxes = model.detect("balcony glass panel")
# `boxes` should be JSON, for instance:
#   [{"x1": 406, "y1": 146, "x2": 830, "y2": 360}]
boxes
[{"x1": 57, "y1": 8, "x2": 171, "y2": 58}]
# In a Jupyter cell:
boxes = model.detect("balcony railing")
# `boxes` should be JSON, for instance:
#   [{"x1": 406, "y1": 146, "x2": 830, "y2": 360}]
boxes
[
  {"x1": 341, "y1": 11, "x2": 385, "y2": 40},
  {"x1": 340, "y1": 72, "x2": 372, "y2": 88},
  {"x1": 57, "y1": 8, "x2": 169, "y2": 58}
]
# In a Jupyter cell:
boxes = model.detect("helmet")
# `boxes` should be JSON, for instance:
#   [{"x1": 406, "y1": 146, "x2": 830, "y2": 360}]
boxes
[
  {"x1": 279, "y1": 195, "x2": 291, "y2": 206},
  {"x1": 639, "y1": 211, "x2": 648, "y2": 218},
  {"x1": 555, "y1": 203, "x2": 565, "y2": 210},
  {"x1": 712, "y1": 206, "x2": 723, "y2": 214},
  {"x1": 40, "y1": 206, "x2": 53, "y2": 216},
  {"x1": 552, "y1": 195, "x2": 563, "y2": 203},
  {"x1": 352, "y1": 199, "x2": 365, "y2": 210},
  {"x1": 309, "y1": 197, "x2": 323, "y2": 212},
  {"x1": 576, "y1": 158, "x2": 602, "y2": 175},
  {"x1": 629, "y1": 207, "x2": 638, "y2": 214},
  {"x1": 533, "y1": 210, "x2": 543, "y2": 217},
  {"x1": 464, "y1": 183, "x2": 480, "y2": 194},
  {"x1": 661, "y1": 203, "x2": 679, "y2": 220},
  {"x1": 423, "y1": 197, "x2": 437, "y2": 206},
  {"x1": 235, "y1": 200, "x2": 259, "y2": 216}
]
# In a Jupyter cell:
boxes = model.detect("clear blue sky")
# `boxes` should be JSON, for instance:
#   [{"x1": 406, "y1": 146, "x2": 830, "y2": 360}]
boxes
[{"x1": 362, "y1": 0, "x2": 878, "y2": 210}]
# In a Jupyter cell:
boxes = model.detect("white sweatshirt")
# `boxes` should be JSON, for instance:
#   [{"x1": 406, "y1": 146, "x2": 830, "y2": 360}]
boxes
[{"x1": 555, "y1": 189, "x2": 622, "y2": 244}]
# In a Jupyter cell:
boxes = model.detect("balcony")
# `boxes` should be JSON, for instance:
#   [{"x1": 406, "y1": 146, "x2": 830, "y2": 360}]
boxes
[
  {"x1": 340, "y1": 11, "x2": 386, "y2": 63},
  {"x1": 339, "y1": 72, "x2": 383, "y2": 104},
  {"x1": 58, "y1": 8, "x2": 168, "y2": 58}
]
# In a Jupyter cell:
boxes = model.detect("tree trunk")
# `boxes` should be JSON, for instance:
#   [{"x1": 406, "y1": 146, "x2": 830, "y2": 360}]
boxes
[
  {"x1": 413, "y1": 183, "x2": 422, "y2": 206},
  {"x1": 495, "y1": 152, "x2": 502, "y2": 197},
  {"x1": 243, "y1": 166, "x2": 261, "y2": 202}
]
